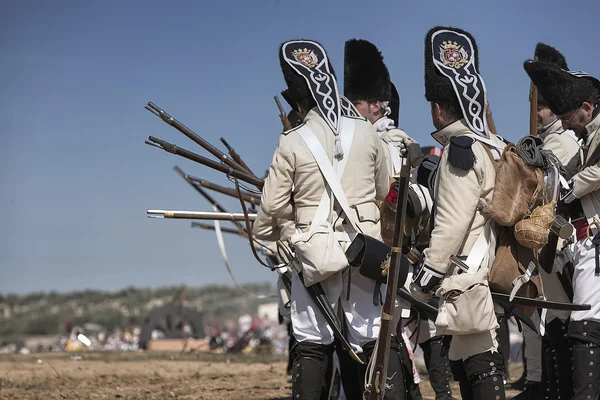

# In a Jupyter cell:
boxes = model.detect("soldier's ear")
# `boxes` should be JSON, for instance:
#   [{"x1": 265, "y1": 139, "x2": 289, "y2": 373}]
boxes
[
  {"x1": 296, "y1": 102, "x2": 308, "y2": 119},
  {"x1": 371, "y1": 101, "x2": 382, "y2": 116},
  {"x1": 430, "y1": 102, "x2": 441, "y2": 119},
  {"x1": 430, "y1": 102, "x2": 446, "y2": 129},
  {"x1": 582, "y1": 101, "x2": 595, "y2": 115}
]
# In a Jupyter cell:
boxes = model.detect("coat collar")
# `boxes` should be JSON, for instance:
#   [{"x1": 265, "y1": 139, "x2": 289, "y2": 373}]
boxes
[{"x1": 431, "y1": 119, "x2": 472, "y2": 147}]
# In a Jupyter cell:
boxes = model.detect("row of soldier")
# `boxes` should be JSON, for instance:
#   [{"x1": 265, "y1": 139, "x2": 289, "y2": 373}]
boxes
[{"x1": 241, "y1": 25, "x2": 600, "y2": 400}]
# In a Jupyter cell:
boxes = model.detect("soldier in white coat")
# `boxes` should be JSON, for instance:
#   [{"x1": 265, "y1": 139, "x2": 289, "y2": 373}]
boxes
[
  {"x1": 515, "y1": 43, "x2": 581, "y2": 400},
  {"x1": 342, "y1": 38, "x2": 424, "y2": 400},
  {"x1": 410, "y1": 26, "x2": 508, "y2": 400},
  {"x1": 525, "y1": 58, "x2": 600, "y2": 400},
  {"x1": 257, "y1": 39, "x2": 390, "y2": 400}
]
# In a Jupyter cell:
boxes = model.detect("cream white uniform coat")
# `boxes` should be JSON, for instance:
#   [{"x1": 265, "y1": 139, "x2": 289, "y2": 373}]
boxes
[
  {"x1": 257, "y1": 107, "x2": 389, "y2": 351},
  {"x1": 538, "y1": 120, "x2": 581, "y2": 322},
  {"x1": 423, "y1": 119, "x2": 504, "y2": 361},
  {"x1": 520, "y1": 121, "x2": 582, "y2": 384},
  {"x1": 568, "y1": 112, "x2": 600, "y2": 323}
]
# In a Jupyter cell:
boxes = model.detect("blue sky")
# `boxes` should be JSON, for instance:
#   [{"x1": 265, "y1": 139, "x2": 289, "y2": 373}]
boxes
[{"x1": 1, "y1": 0, "x2": 597, "y2": 294}]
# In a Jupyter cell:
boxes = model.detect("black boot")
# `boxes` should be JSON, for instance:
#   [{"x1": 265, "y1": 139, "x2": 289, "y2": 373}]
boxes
[
  {"x1": 394, "y1": 336, "x2": 423, "y2": 400},
  {"x1": 291, "y1": 341, "x2": 334, "y2": 400},
  {"x1": 572, "y1": 341, "x2": 600, "y2": 400},
  {"x1": 335, "y1": 343, "x2": 364, "y2": 400},
  {"x1": 511, "y1": 380, "x2": 542, "y2": 400},
  {"x1": 287, "y1": 323, "x2": 296, "y2": 375},
  {"x1": 421, "y1": 336, "x2": 453, "y2": 399},
  {"x1": 449, "y1": 359, "x2": 473, "y2": 400},
  {"x1": 545, "y1": 318, "x2": 574, "y2": 400},
  {"x1": 464, "y1": 351, "x2": 507, "y2": 400}
]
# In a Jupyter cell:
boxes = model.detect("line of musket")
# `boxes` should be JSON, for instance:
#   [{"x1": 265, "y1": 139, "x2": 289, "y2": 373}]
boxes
[
  {"x1": 145, "y1": 101, "x2": 250, "y2": 175},
  {"x1": 191, "y1": 222, "x2": 245, "y2": 236},
  {"x1": 147, "y1": 210, "x2": 257, "y2": 221},
  {"x1": 220, "y1": 137, "x2": 257, "y2": 178},
  {"x1": 172, "y1": 165, "x2": 250, "y2": 234},
  {"x1": 182, "y1": 172, "x2": 261, "y2": 205},
  {"x1": 145, "y1": 136, "x2": 265, "y2": 189}
]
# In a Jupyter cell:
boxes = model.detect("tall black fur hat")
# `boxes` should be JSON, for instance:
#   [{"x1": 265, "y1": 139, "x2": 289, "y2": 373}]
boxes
[
  {"x1": 534, "y1": 43, "x2": 568, "y2": 69},
  {"x1": 279, "y1": 39, "x2": 343, "y2": 150},
  {"x1": 343, "y1": 39, "x2": 391, "y2": 103},
  {"x1": 424, "y1": 26, "x2": 489, "y2": 137},
  {"x1": 524, "y1": 60, "x2": 599, "y2": 115},
  {"x1": 281, "y1": 89, "x2": 298, "y2": 112},
  {"x1": 279, "y1": 40, "x2": 337, "y2": 104},
  {"x1": 533, "y1": 43, "x2": 569, "y2": 107},
  {"x1": 389, "y1": 82, "x2": 400, "y2": 126}
]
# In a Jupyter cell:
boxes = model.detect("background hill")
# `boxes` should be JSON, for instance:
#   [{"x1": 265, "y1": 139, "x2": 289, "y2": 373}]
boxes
[{"x1": 0, "y1": 283, "x2": 275, "y2": 339}]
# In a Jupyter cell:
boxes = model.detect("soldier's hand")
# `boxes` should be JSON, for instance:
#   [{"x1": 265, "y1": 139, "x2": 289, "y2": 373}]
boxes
[
  {"x1": 396, "y1": 137, "x2": 416, "y2": 158},
  {"x1": 409, "y1": 282, "x2": 432, "y2": 302}
]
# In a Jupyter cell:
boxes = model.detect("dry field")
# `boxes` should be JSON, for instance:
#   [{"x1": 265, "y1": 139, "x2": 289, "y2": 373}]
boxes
[{"x1": 0, "y1": 352, "x2": 523, "y2": 399}]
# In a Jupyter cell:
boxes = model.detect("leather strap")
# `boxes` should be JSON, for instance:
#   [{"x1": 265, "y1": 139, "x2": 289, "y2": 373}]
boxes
[{"x1": 296, "y1": 118, "x2": 358, "y2": 233}]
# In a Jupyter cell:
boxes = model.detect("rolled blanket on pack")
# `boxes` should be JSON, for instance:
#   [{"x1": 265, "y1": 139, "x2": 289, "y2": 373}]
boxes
[
  {"x1": 516, "y1": 136, "x2": 545, "y2": 167},
  {"x1": 516, "y1": 135, "x2": 562, "y2": 169}
]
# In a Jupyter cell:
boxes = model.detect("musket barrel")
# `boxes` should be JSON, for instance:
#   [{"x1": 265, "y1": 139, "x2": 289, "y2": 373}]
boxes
[
  {"x1": 186, "y1": 175, "x2": 261, "y2": 205},
  {"x1": 529, "y1": 82, "x2": 538, "y2": 136},
  {"x1": 146, "y1": 136, "x2": 264, "y2": 189},
  {"x1": 146, "y1": 102, "x2": 247, "y2": 174},
  {"x1": 147, "y1": 210, "x2": 256, "y2": 221},
  {"x1": 220, "y1": 137, "x2": 255, "y2": 176},
  {"x1": 191, "y1": 222, "x2": 244, "y2": 236}
]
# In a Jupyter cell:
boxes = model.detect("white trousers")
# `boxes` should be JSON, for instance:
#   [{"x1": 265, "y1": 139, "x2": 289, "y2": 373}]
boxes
[
  {"x1": 571, "y1": 238, "x2": 600, "y2": 322},
  {"x1": 291, "y1": 267, "x2": 382, "y2": 353},
  {"x1": 523, "y1": 312, "x2": 542, "y2": 382}
]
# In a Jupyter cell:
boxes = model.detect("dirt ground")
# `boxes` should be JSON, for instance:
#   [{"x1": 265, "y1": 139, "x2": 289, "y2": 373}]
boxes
[{"x1": 0, "y1": 352, "x2": 523, "y2": 400}]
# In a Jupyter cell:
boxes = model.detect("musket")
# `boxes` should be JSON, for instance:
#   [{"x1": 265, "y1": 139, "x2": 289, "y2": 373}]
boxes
[
  {"x1": 182, "y1": 173, "x2": 261, "y2": 205},
  {"x1": 145, "y1": 136, "x2": 264, "y2": 189},
  {"x1": 147, "y1": 210, "x2": 256, "y2": 221},
  {"x1": 397, "y1": 283, "x2": 539, "y2": 333},
  {"x1": 191, "y1": 222, "x2": 245, "y2": 237},
  {"x1": 145, "y1": 102, "x2": 247, "y2": 174},
  {"x1": 368, "y1": 161, "x2": 411, "y2": 400},
  {"x1": 449, "y1": 256, "x2": 590, "y2": 312},
  {"x1": 396, "y1": 287, "x2": 438, "y2": 320},
  {"x1": 220, "y1": 137, "x2": 256, "y2": 177},
  {"x1": 529, "y1": 82, "x2": 538, "y2": 136},
  {"x1": 173, "y1": 166, "x2": 248, "y2": 234},
  {"x1": 274, "y1": 95, "x2": 292, "y2": 131}
]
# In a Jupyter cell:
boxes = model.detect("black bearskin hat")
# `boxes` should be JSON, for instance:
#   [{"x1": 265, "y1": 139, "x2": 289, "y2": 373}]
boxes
[
  {"x1": 389, "y1": 82, "x2": 400, "y2": 126},
  {"x1": 533, "y1": 43, "x2": 568, "y2": 107},
  {"x1": 524, "y1": 60, "x2": 598, "y2": 115},
  {"x1": 281, "y1": 89, "x2": 298, "y2": 112},
  {"x1": 424, "y1": 26, "x2": 489, "y2": 137},
  {"x1": 279, "y1": 40, "x2": 336, "y2": 104},
  {"x1": 343, "y1": 39, "x2": 391, "y2": 103},
  {"x1": 534, "y1": 43, "x2": 568, "y2": 69},
  {"x1": 424, "y1": 26, "x2": 479, "y2": 104}
]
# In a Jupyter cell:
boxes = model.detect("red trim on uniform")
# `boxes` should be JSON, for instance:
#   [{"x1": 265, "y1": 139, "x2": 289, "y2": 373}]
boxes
[
  {"x1": 573, "y1": 217, "x2": 589, "y2": 242},
  {"x1": 385, "y1": 186, "x2": 398, "y2": 204}
]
